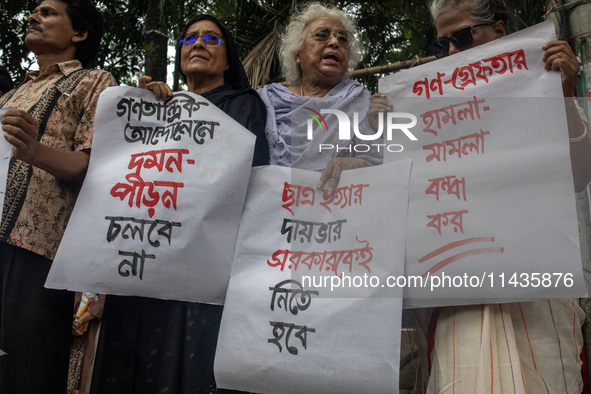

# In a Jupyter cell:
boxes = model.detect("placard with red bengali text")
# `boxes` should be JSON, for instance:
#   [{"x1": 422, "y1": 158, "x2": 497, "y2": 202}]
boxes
[
  {"x1": 214, "y1": 162, "x2": 411, "y2": 394},
  {"x1": 45, "y1": 87, "x2": 255, "y2": 304},
  {"x1": 379, "y1": 20, "x2": 587, "y2": 307}
]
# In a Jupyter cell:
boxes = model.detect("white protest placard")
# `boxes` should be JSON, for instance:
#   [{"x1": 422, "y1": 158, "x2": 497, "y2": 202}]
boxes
[
  {"x1": 379, "y1": 21, "x2": 587, "y2": 307},
  {"x1": 214, "y1": 162, "x2": 411, "y2": 394},
  {"x1": 45, "y1": 87, "x2": 255, "y2": 304},
  {"x1": 0, "y1": 108, "x2": 12, "y2": 209}
]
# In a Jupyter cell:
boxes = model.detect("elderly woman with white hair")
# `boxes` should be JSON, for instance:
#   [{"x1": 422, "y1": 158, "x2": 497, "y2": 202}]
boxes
[{"x1": 258, "y1": 3, "x2": 383, "y2": 195}]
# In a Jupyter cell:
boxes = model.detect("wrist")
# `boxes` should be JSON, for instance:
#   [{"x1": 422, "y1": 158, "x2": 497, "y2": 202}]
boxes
[{"x1": 15, "y1": 140, "x2": 40, "y2": 166}]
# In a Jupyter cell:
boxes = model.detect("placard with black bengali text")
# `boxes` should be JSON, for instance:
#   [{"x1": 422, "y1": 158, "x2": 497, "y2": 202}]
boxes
[
  {"x1": 45, "y1": 87, "x2": 255, "y2": 304},
  {"x1": 215, "y1": 162, "x2": 411, "y2": 394}
]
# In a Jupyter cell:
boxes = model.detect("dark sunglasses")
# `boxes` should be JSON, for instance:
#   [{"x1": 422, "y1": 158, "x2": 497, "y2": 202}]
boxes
[
  {"x1": 179, "y1": 33, "x2": 222, "y2": 47},
  {"x1": 429, "y1": 23, "x2": 494, "y2": 59}
]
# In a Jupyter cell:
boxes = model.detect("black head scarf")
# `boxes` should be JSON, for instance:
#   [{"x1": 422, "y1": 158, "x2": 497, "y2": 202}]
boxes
[{"x1": 177, "y1": 14, "x2": 250, "y2": 90}]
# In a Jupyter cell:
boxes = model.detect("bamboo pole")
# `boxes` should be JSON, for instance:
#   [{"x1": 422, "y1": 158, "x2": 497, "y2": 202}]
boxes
[
  {"x1": 256, "y1": 55, "x2": 437, "y2": 89},
  {"x1": 350, "y1": 55, "x2": 437, "y2": 78}
]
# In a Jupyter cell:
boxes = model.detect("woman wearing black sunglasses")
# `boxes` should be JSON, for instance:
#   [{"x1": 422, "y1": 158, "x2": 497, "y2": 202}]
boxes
[
  {"x1": 420, "y1": 0, "x2": 591, "y2": 393},
  {"x1": 429, "y1": 0, "x2": 519, "y2": 58},
  {"x1": 431, "y1": 0, "x2": 583, "y2": 102}
]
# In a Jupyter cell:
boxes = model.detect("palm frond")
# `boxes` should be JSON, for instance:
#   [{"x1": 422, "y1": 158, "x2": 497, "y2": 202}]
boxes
[{"x1": 243, "y1": 24, "x2": 284, "y2": 88}]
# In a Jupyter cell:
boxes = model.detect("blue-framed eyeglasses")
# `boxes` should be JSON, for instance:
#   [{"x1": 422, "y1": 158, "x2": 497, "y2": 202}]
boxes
[{"x1": 179, "y1": 33, "x2": 222, "y2": 47}]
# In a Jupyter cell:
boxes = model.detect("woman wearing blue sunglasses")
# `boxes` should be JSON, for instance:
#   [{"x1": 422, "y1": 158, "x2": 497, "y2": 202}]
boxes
[
  {"x1": 420, "y1": 1, "x2": 591, "y2": 393},
  {"x1": 91, "y1": 14, "x2": 269, "y2": 394}
]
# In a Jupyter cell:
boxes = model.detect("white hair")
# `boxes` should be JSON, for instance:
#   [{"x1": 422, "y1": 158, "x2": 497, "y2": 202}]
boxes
[
  {"x1": 279, "y1": 2, "x2": 363, "y2": 86},
  {"x1": 430, "y1": 0, "x2": 520, "y2": 33}
]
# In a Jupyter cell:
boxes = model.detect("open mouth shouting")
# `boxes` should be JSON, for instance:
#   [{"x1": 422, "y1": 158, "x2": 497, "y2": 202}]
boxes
[{"x1": 323, "y1": 51, "x2": 340, "y2": 64}]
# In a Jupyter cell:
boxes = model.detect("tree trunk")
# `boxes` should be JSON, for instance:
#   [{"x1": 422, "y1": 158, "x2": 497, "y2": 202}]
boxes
[{"x1": 144, "y1": 1, "x2": 168, "y2": 82}]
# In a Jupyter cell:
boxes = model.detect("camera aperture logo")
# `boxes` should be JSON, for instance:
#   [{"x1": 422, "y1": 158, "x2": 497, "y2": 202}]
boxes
[
  {"x1": 304, "y1": 108, "x2": 418, "y2": 153},
  {"x1": 303, "y1": 107, "x2": 329, "y2": 133}
]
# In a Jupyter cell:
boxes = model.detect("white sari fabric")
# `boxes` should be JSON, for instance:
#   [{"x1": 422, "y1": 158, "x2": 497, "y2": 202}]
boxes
[{"x1": 416, "y1": 300, "x2": 584, "y2": 394}]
